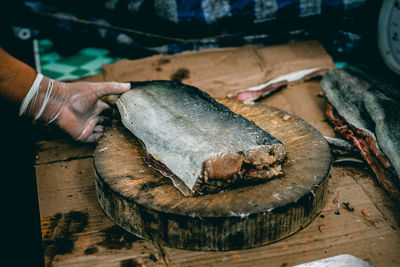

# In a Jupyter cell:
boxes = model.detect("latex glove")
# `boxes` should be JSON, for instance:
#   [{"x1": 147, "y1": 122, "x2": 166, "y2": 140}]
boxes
[{"x1": 19, "y1": 73, "x2": 130, "y2": 142}]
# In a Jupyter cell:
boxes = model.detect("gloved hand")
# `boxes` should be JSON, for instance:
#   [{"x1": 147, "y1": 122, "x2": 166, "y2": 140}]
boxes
[{"x1": 19, "y1": 73, "x2": 130, "y2": 142}]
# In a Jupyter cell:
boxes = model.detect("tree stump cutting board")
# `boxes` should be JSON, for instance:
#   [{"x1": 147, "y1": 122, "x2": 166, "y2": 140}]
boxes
[{"x1": 94, "y1": 98, "x2": 332, "y2": 251}]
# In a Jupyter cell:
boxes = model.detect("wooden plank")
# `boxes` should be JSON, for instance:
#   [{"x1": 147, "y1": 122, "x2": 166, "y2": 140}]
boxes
[
  {"x1": 32, "y1": 120, "x2": 95, "y2": 165},
  {"x1": 36, "y1": 157, "x2": 400, "y2": 266},
  {"x1": 35, "y1": 139, "x2": 95, "y2": 165},
  {"x1": 36, "y1": 159, "x2": 166, "y2": 266}
]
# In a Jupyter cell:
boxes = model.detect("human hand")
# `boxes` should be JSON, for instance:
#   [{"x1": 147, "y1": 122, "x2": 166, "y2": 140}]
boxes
[
  {"x1": 54, "y1": 80, "x2": 131, "y2": 142},
  {"x1": 20, "y1": 74, "x2": 130, "y2": 142}
]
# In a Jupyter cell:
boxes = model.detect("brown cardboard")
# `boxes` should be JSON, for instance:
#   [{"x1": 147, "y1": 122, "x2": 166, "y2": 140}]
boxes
[{"x1": 84, "y1": 40, "x2": 334, "y2": 99}]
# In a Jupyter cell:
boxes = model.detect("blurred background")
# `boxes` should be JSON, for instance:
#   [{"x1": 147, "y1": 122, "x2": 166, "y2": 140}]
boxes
[{"x1": 0, "y1": 0, "x2": 385, "y2": 81}]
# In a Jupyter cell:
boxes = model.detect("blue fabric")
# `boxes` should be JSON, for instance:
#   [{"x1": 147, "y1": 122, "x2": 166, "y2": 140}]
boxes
[
  {"x1": 9, "y1": 0, "x2": 371, "y2": 59},
  {"x1": 276, "y1": 0, "x2": 299, "y2": 19},
  {"x1": 20, "y1": 0, "x2": 368, "y2": 24},
  {"x1": 178, "y1": 0, "x2": 205, "y2": 23},
  {"x1": 229, "y1": 0, "x2": 255, "y2": 21}
]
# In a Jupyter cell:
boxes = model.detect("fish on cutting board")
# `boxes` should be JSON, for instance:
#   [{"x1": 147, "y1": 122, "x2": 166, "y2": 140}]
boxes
[
  {"x1": 321, "y1": 68, "x2": 400, "y2": 201},
  {"x1": 116, "y1": 80, "x2": 287, "y2": 196}
]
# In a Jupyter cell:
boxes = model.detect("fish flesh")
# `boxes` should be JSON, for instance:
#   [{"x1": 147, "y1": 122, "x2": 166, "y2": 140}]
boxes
[
  {"x1": 116, "y1": 81, "x2": 287, "y2": 196},
  {"x1": 229, "y1": 68, "x2": 329, "y2": 102},
  {"x1": 321, "y1": 67, "x2": 400, "y2": 201}
]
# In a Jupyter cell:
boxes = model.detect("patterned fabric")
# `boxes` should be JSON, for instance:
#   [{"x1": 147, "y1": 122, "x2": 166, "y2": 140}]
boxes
[
  {"x1": 8, "y1": 0, "x2": 370, "y2": 59},
  {"x1": 150, "y1": 0, "x2": 364, "y2": 23},
  {"x1": 39, "y1": 40, "x2": 119, "y2": 81}
]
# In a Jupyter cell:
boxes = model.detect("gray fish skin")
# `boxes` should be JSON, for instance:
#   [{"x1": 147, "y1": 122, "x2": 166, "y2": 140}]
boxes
[
  {"x1": 324, "y1": 136, "x2": 356, "y2": 152},
  {"x1": 321, "y1": 68, "x2": 400, "y2": 180},
  {"x1": 116, "y1": 81, "x2": 286, "y2": 196},
  {"x1": 352, "y1": 66, "x2": 400, "y2": 179},
  {"x1": 324, "y1": 136, "x2": 363, "y2": 162},
  {"x1": 321, "y1": 69, "x2": 375, "y2": 137},
  {"x1": 363, "y1": 87, "x2": 400, "y2": 179}
]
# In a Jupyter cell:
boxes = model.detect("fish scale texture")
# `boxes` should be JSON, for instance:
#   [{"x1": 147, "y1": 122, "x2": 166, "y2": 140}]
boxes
[{"x1": 117, "y1": 81, "x2": 285, "y2": 195}]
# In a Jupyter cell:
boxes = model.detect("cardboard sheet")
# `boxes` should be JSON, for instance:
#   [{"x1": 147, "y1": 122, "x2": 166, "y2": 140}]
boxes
[{"x1": 84, "y1": 40, "x2": 334, "y2": 99}]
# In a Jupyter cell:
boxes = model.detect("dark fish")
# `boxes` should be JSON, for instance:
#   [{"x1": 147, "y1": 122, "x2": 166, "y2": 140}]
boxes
[
  {"x1": 324, "y1": 136, "x2": 360, "y2": 155},
  {"x1": 116, "y1": 81, "x2": 286, "y2": 196},
  {"x1": 324, "y1": 136, "x2": 364, "y2": 164},
  {"x1": 321, "y1": 68, "x2": 400, "y2": 201},
  {"x1": 363, "y1": 85, "x2": 400, "y2": 181},
  {"x1": 321, "y1": 69, "x2": 375, "y2": 137}
]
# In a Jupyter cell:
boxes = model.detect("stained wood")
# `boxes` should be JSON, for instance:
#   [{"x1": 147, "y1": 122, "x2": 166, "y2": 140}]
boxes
[
  {"x1": 93, "y1": 98, "x2": 332, "y2": 251},
  {"x1": 36, "y1": 158, "x2": 165, "y2": 267}
]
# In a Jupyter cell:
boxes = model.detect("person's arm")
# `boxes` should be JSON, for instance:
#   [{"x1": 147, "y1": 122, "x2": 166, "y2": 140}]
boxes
[
  {"x1": 0, "y1": 47, "x2": 130, "y2": 142},
  {"x1": 0, "y1": 47, "x2": 37, "y2": 103}
]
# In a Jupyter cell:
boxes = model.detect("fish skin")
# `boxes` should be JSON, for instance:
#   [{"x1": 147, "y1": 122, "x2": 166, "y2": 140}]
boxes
[
  {"x1": 321, "y1": 68, "x2": 400, "y2": 181},
  {"x1": 324, "y1": 136, "x2": 363, "y2": 161},
  {"x1": 116, "y1": 80, "x2": 286, "y2": 196},
  {"x1": 363, "y1": 86, "x2": 400, "y2": 179},
  {"x1": 351, "y1": 66, "x2": 400, "y2": 179},
  {"x1": 321, "y1": 69, "x2": 375, "y2": 137}
]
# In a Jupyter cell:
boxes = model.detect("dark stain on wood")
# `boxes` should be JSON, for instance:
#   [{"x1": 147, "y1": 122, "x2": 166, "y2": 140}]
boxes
[
  {"x1": 228, "y1": 231, "x2": 245, "y2": 250},
  {"x1": 141, "y1": 180, "x2": 168, "y2": 191},
  {"x1": 157, "y1": 58, "x2": 170, "y2": 65},
  {"x1": 120, "y1": 258, "x2": 141, "y2": 267},
  {"x1": 97, "y1": 225, "x2": 141, "y2": 249},
  {"x1": 364, "y1": 219, "x2": 377, "y2": 228},
  {"x1": 170, "y1": 68, "x2": 190, "y2": 82},
  {"x1": 42, "y1": 211, "x2": 89, "y2": 265},
  {"x1": 149, "y1": 253, "x2": 159, "y2": 262},
  {"x1": 84, "y1": 246, "x2": 99, "y2": 255}
]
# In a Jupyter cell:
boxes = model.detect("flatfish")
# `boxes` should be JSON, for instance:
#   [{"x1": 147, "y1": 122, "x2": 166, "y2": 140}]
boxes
[{"x1": 116, "y1": 81, "x2": 287, "y2": 196}]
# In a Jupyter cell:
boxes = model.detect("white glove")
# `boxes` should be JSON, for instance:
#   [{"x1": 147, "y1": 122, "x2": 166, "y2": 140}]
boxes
[{"x1": 19, "y1": 73, "x2": 130, "y2": 142}]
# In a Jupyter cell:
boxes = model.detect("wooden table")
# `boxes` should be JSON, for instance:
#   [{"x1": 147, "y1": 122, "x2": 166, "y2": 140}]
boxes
[{"x1": 35, "y1": 80, "x2": 400, "y2": 266}]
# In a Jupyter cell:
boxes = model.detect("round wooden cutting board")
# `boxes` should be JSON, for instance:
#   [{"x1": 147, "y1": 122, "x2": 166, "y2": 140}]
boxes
[{"x1": 94, "y1": 98, "x2": 332, "y2": 251}]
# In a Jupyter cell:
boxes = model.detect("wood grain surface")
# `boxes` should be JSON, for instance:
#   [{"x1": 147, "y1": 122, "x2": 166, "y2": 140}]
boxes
[{"x1": 93, "y1": 98, "x2": 332, "y2": 251}]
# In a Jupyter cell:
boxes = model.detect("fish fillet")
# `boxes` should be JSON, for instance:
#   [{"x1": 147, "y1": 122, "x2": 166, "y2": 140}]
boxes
[
  {"x1": 321, "y1": 68, "x2": 400, "y2": 201},
  {"x1": 116, "y1": 81, "x2": 287, "y2": 196}
]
